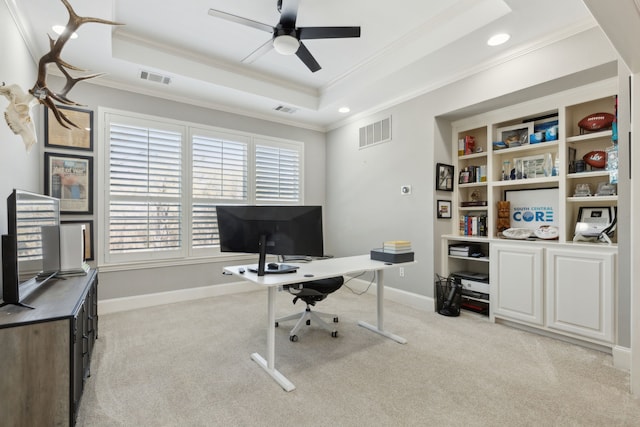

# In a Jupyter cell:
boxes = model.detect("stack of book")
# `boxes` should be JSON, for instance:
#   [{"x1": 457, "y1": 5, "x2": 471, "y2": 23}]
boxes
[
  {"x1": 448, "y1": 243, "x2": 481, "y2": 257},
  {"x1": 383, "y1": 240, "x2": 412, "y2": 253},
  {"x1": 370, "y1": 240, "x2": 414, "y2": 263}
]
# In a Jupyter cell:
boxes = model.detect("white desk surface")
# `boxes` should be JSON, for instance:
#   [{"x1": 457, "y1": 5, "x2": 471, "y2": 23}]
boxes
[{"x1": 224, "y1": 254, "x2": 412, "y2": 286}]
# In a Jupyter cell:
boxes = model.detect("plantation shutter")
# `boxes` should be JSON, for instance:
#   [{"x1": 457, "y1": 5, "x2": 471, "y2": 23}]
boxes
[
  {"x1": 191, "y1": 133, "x2": 248, "y2": 248},
  {"x1": 108, "y1": 122, "x2": 183, "y2": 254},
  {"x1": 255, "y1": 144, "x2": 300, "y2": 202}
]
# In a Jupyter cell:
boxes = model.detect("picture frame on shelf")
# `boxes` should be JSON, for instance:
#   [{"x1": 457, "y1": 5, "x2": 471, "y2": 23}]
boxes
[
  {"x1": 436, "y1": 163, "x2": 454, "y2": 191},
  {"x1": 44, "y1": 152, "x2": 93, "y2": 214},
  {"x1": 61, "y1": 219, "x2": 94, "y2": 261},
  {"x1": 45, "y1": 105, "x2": 93, "y2": 151},
  {"x1": 512, "y1": 153, "x2": 552, "y2": 179},
  {"x1": 437, "y1": 200, "x2": 452, "y2": 219},
  {"x1": 497, "y1": 122, "x2": 533, "y2": 148}
]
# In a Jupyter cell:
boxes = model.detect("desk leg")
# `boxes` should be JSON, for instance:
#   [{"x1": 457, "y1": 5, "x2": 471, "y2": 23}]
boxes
[
  {"x1": 358, "y1": 269, "x2": 407, "y2": 344},
  {"x1": 250, "y1": 287, "x2": 296, "y2": 392}
]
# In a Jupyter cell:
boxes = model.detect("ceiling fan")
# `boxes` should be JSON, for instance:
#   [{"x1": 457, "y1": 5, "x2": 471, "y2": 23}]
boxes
[{"x1": 208, "y1": 0, "x2": 361, "y2": 72}]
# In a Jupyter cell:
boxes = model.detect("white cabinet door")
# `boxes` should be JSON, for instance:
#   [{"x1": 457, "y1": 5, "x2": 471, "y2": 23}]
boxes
[
  {"x1": 491, "y1": 243, "x2": 544, "y2": 325},
  {"x1": 546, "y1": 248, "x2": 615, "y2": 343}
]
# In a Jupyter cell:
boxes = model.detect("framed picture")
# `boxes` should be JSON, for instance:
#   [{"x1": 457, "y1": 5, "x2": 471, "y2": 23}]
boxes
[
  {"x1": 504, "y1": 188, "x2": 559, "y2": 231},
  {"x1": 45, "y1": 105, "x2": 93, "y2": 151},
  {"x1": 497, "y1": 122, "x2": 533, "y2": 148},
  {"x1": 437, "y1": 200, "x2": 452, "y2": 219},
  {"x1": 512, "y1": 153, "x2": 552, "y2": 179},
  {"x1": 61, "y1": 219, "x2": 94, "y2": 261},
  {"x1": 45, "y1": 152, "x2": 93, "y2": 214},
  {"x1": 436, "y1": 163, "x2": 454, "y2": 191}
]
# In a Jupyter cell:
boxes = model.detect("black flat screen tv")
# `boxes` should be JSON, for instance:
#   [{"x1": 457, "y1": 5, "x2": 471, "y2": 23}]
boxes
[
  {"x1": 1, "y1": 189, "x2": 61, "y2": 308},
  {"x1": 216, "y1": 205, "x2": 324, "y2": 276}
]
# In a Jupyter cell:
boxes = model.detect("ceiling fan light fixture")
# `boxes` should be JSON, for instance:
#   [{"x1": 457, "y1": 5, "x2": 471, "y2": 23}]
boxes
[{"x1": 273, "y1": 35, "x2": 300, "y2": 55}]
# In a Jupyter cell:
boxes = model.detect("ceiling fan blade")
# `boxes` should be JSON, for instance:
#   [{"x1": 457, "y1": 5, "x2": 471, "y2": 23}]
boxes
[
  {"x1": 241, "y1": 38, "x2": 275, "y2": 64},
  {"x1": 278, "y1": 0, "x2": 300, "y2": 28},
  {"x1": 208, "y1": 8, "x2": 274, "y2": 34},
  {"x1": 295, "y1": 42, "x2": 321, "y2": 73},
  {"x1": 298, "y1": 26, "x2": 361, "y2": 40}
]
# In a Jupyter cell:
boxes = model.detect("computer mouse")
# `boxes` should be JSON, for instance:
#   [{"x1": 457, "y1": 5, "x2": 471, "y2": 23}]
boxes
[{"x1": 267, "y1": 262, "x2": 279, "y2": 270}]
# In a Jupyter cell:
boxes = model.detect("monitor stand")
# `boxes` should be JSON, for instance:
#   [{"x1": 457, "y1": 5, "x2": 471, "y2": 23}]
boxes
[{"x1": 254, "y1": 234, "x2": 298, "y2": 276}]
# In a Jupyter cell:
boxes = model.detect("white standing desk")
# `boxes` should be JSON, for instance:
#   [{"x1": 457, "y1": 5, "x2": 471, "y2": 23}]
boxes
[{"x1": 224, "y1": 254, "x2": 415, "y2": 391}]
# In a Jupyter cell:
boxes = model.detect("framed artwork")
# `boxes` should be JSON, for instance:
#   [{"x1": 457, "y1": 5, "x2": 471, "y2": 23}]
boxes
[
  {"x1": 436, "y1": 163, "x2": 454, "y2": 191},
  {"x1": 504, "y1": 188, "x2": 559, "y2": 231},
  {"x1": 512, "y1": 153, "x2": 552, "y2": 179},
  {"x1": 44, "y1": 152, "x2": 93, "y2": 214},
  {"x1": 61, "y1": 219, "x2": 94, "y2": 261},
  {"x1": 45, "y1": 105, "x2": 93, "y2": 151},
  {"x1": 437, "y1": 200, "x2": 452, "y2": 219}
]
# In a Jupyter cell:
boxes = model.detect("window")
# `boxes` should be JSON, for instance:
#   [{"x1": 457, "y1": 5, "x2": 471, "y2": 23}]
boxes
[{"x1": 102, "y1": 110, "x2": 303, "y2": 265}]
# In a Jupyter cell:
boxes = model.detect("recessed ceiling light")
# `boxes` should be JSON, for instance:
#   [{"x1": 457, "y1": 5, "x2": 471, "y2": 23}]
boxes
[
  {"x1": 338, "y1": 106, "x2": 350, "y2": 114},
  {"x1": 487, "y1": 33, "x2": 510, "y2": 46},
  {"x1": 52, "y1": 25, "x2": 78, "y2": 39}
]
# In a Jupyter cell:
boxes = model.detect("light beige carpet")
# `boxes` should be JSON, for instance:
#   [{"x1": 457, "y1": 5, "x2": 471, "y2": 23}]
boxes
[{"x1": 77, "y1": 287, "x2": 640, "y2": 426}]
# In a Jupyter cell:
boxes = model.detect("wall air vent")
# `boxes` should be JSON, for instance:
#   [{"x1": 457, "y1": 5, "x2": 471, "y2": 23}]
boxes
[
  {"x1": 359, "y1": 116, "x2": 392, "y2": 149},
  {"x1": 274, "y1": 105, "x2": 298, "y2": 114},
  {"x1": 140, "y1": 70, "x2": 171, "y2": 85}
]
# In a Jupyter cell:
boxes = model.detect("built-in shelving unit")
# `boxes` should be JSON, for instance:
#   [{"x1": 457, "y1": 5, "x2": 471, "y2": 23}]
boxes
[{"x1": 440, "y1": 79, "x2": 619, "y2": 347}]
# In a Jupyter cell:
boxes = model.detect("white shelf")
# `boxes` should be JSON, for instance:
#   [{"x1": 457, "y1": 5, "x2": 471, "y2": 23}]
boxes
[
  {"x1": 566, "y1": 130, "x2": 612, "y2": 143},
  {"x1": 567, "y1": 195, "x2": 617, "y2": 203},
  {"x1": 567, "y1": 170, "x2": 610, "y2": 179},
  {"x1": 459, "y1": 182, "x2": 487, "y2": 188},
  {"x1": 458, "y1": 152, "x2": 488, "y2": 160},
  {"x1": 448, "y1": 255, "x2": 490, "y2": 262},
  {"x1": 459, "y1": 206, "x2": 488, "y2": 212},
  {"x1": 491, "y1": 140, "x2": 560, "y2": 155},
  {"x1": 492, "y1": 176, "x2": 559, "y2": 188}
]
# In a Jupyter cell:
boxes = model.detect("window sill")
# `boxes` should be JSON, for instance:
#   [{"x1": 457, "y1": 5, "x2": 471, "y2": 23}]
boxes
[{"x1": 97, "y1": 253, "x2": 260, "y2": 273}]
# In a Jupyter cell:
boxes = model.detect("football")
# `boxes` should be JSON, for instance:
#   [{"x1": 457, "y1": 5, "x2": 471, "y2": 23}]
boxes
[
  {"x1": 578, "y1": 112, "x2": 615, "y2": 132},
  {"x1": 583, "y1": 150, "x2": 607, "y2": 169}
]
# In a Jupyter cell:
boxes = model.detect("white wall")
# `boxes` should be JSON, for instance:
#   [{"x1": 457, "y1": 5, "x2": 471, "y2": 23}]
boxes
[
  {"x1": 0, "y1": 2, "x2": 39, "y2": 236},
  {"x1": 325, "y1": 27, "x2": 618, "y2": 298},
  {"x1": 0, "y1": 2, "x2": 40, "y2": 296}
]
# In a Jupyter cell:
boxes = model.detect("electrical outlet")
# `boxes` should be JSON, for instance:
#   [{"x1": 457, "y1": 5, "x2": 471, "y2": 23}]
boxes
[{"x1": 399, "y1": 267, "x2": 405, "y2": 277}]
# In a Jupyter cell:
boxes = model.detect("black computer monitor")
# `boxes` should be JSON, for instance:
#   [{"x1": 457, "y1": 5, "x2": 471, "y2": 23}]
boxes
[{"x1": 216, "y1": 205, "x2": 324, "y2": 276}]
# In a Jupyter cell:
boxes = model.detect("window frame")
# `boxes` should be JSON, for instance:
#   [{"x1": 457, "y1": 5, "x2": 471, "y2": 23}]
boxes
[{"x1": 98, "y1": 108, "x2": 305, "y2": 267}]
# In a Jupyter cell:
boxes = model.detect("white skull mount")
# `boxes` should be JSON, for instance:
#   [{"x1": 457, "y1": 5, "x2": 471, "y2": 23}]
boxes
[{"x1": 0, "y1": 83, "x2": 39, "y2": 152}]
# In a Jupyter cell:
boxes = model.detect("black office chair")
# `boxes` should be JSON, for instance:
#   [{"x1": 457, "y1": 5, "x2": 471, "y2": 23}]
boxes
[{"x1": 275, "y1": 276, "x2": 344, "y2": 342}]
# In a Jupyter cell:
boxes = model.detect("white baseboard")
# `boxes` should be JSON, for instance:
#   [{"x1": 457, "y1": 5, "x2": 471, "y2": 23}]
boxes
[
  {"x1": 347, "y1": 277, "x2": 433, "y2": 312},
  {"x1": 98, "y1": 278, "x2": 433, "y2": 316},
  {"x1": 98, "y1": 281, "x2": 259, "y2": 314},
  {"x1": 613, "y1": 346, "x2": 631, "y2": 371}
]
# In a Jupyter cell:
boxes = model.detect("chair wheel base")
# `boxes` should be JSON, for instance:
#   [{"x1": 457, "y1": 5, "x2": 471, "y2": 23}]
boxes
[
  {"x1": 331, "y1": 331, "x2": 338, "y2": 338},
  {"x1": 290, "y1": 335, "x2": 298, "y2": 342}
]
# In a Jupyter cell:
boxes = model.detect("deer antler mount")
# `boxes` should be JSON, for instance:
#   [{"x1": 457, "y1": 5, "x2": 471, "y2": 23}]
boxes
[{"x1": 0, "y1": 0, "x2": 122, "y2": 151}]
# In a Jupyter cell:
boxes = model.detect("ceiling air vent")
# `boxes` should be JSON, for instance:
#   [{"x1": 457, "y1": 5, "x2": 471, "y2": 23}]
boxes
[
  {"x1": 359, "y1": 116, "x2": 392, "y2": 149},
  {"x1": 140, "y1": 70, "x2": 171, "y2": 85},
  {"x1": 274, "y1": 105, "x2": 298, "y2": 114}
]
